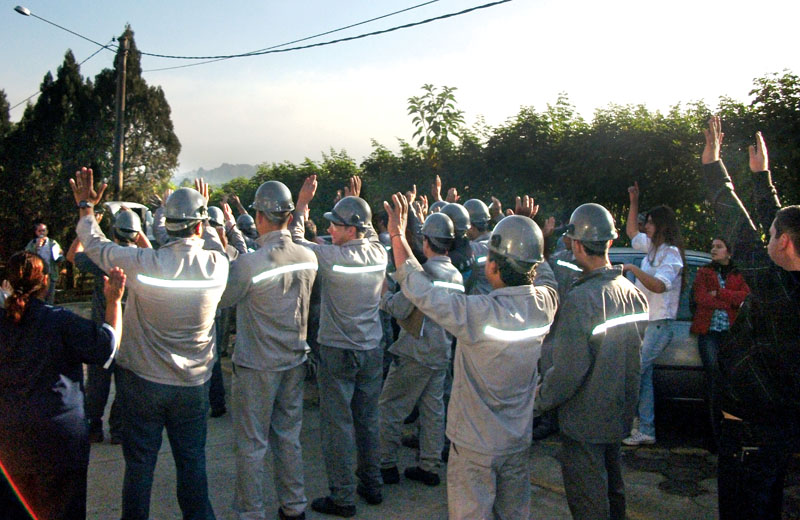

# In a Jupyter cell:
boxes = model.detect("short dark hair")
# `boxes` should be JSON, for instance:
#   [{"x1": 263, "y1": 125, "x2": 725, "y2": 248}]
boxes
[
  {"x1": 424, "y1": 236, "x2": 451, "y2": 255},
  {"x1": 166, "y1": 220, "x2": 201, "y2": 238},
  {"x1": 488, "y1": 251, "x2": 537, "y2": 286},
  {"x1": 774, "y1": 205, "x2": 800, "y2": 254},
  {"x1": 112, "y1": 229, "x2": 136, "y2": 245},
  {"x1": 258, "y1": 210, "x2": 291, "y2": 226},
  {"x1": 578, "y1": 239, "x2": 608, "y2": 257}
]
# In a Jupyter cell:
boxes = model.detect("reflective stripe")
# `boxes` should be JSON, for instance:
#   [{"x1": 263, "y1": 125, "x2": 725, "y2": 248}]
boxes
[
  {"x1": 332, "y1": 263, "x2": 386, "y2": 274},
  {"x1": 252, "y1": 262, "x2": 318, "y2": 284},
  {"x1": 556, "y1": 259, "x2": 582, "y2": 272},
  {"x1": 433, "y1": 280, "x2": 465, "y2": 292},
  {"x1": 475, "y1": 256, "x2": 487, "y2": 265},
  {"x1": 136, "y1": 274, "x2": 225, "y2": 289},
  {"x1": 591, "y1": 312, "x2": 650, "y2": 335},
  {"x1": 484, "y1": 323, "x2": 552, "y2": 341}
]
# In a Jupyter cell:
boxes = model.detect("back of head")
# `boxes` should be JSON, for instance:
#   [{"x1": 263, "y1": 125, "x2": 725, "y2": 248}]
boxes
[
  {"x1": 164, "y1": 188, "x2": 208, "y2": 236},
  {"x1": 440, "y1": 203, "x2": 471, "y2": 236},
  {"x1": 646, "y1": 205, "x2": 683, "y2": 251},
  {"x1": 207, "y1": 206, "x2": 225, "y2": 228},
  {"x1": 488, "y1": 215, "x2": 543, "y2": 285},
  {"x1": 565, "y1": 203, "x2": 618, "y2": 254},
  {"x1": 464, "y1": 199, "x2": 490, "y2": 231},
  {"x1": 251, "y1": 181, "x2": 295, "y2": 223},
  {"x1": 774, "y1": 205, "x2": 800, "y2": 256},
  {"x1": 113, "y1": 209, "x2": 142, "y2": 243},
  {"x1": 324, "y1": 196, "x2": 372, "y2": 230},
  {"x1": 422, "y1": 212, "x2": 455, "y2": 253},
  {"x1": 4, "y1": 252, "x2": 48, "y2": 324}
]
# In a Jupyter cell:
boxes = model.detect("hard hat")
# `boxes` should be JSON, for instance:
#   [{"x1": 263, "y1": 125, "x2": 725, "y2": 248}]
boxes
[
  {"x1": 324, "y1": 196, "x2": 371, "y2": 229},
  {"x1": 251, "y1": 181, "x2": 295, "y2": 221},
  {"x1": 422, "y1": 212, "x2": 455, "y2": 251},
  {"x1": 113, "y1": 209, "x2": 142, "y2": 241},
  {"x1": 237, "y1": 213, "x2": 256, "y2": 230},
  {"x1": 164, "y1": 188, "x2": 208, "y2": 231},
  {"x1": 440, "y1": 203, "x2": 471, "y2": 234},
  {"x1": 464, "y1": 199, "x2": 490, "y2": 227},
  {"x1": 429, "y1": 201, "x2": 448, "y2": 213},
  {"x1": 488, "y1": 215, "x2": 544, "y2": 267},
  {"x1": 207, "y1": 206, "x2": 225, "y2": 227},
  {"x1": 565, "y1": 203, "x2": 618, "y2": 243}
]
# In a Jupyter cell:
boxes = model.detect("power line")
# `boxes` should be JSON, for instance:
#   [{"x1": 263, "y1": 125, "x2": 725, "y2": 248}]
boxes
[
  {"x1": 144, "y1": 0, "x2": 441, "y2": 73},
  {"x1": 140, "y1": 0, "x2": 512, "y2": 61}
]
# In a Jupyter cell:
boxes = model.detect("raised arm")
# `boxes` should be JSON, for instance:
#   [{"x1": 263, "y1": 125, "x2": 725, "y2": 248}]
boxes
[
  {"x1": 626, "y1": 182, "x2": 640, "y2": 240},
  {"x1": 749, "y1": 131, "x2": 782, "y2": 232}
]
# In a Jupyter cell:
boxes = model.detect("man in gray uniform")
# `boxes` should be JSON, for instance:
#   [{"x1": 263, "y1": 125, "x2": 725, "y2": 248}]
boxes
[
  {"x1": 535, "y1": 203, "x2": 649, "y2": 520},
  {"x1": 378, "y1": 212, "x2": 463, "y2": 487},
  {"x1": 384, "y1": 193, "x2": 558, "y2": 519},
  {"x1": 71, "y1": 168, "x2": 228, "y2": 520},
  {"x1": 290, "y1": 175, "x2": 387, "y2": 518},
  {"x1": 464, "y1": 198, "x2": 493, "y2": 295},
  {"x1": 219, "y1": 181, "x2": 318, "y2": 520}
]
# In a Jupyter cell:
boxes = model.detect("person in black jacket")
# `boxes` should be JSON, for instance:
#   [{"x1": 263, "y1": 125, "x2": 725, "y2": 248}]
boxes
[{"x1": 701, "y1": 116, "x2": 800, "y2": 520}]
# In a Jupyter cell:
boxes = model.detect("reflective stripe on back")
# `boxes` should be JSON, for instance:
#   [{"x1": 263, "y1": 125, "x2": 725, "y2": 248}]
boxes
[
  {"x1": 252, "y1": 262, "x2": 318, "y2": 284},
  {"x1": 331, "y1": 263, "x2": 386, "y2": 274},
  {"x1": 484, "y1": 323, "x2": 552, "y2": 341},
  {"x1": 556, "y1": 259, "x2": 582, "y2": 272},
  {"x1": 591, "y1": 312, "x2": 650, "y2": 335},
  {"x1": 433, "y1": 280, "x2": 465, "y2": 292},
  {"x1": 136, "y1": 274, "x2": 225, "y2": 289}
]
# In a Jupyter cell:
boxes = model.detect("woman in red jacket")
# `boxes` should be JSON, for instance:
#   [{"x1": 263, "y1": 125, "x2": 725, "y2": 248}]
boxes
[{"x1": 691, "y1": 237, "x2": 750, "y2": 442}]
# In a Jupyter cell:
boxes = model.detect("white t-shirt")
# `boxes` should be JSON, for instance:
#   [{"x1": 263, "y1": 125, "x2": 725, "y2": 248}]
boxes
[{"x1": 631, "y1": 232, "x2": 683, "y2": 321}]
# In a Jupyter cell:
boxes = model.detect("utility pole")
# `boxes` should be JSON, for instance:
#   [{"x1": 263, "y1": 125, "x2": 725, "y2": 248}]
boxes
[{"x1": 112, "y1": 32, "x2": 129, "y2": 200}]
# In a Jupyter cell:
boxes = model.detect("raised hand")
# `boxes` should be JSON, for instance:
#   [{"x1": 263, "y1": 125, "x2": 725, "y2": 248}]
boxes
[
  {"x1": 542, "y1": 216, "x2": 556, "y2": 237},
  {"x1": 431, "y1": 175, "x2": 443, "y2": 202},
  {"x1": 514, "y1": 195, "x2": 538, "y2": 218},
  {"x1": 70, "y1": 167, "x2": 107, "y2": 207},
  {"x1": 194, "y1": 178, "x2": 210, "y2": 203},
  {"x1": 344, "y1": 176, "x2": 362, "y2": 198},
  {"x1": 384, "y1": 192, "x2": 409, "y2": 237},
  {"x1": 628, "y1": 182, "x2": 640, "y2": 203},
  {"x1": 103, "y1": 267, "x2": 127, "y2": 304},
  {"x1": 446, "y1": 187, "x2": 459, "y2": 203},
  {"x1": 297, "y1": 175, "x2": 318, "y2": 209},
  {"x1": 489, "y1": 196, "x2": 502, "y2": 220},
  {"x1": 221, "y1": 203, "x2": 235, "y2": 226},
  {"x1": 748, "y1": 131, "x2": 769, "y2": 173},
  {"x1": 702, "y1": 116, "x2": 724, "y2": 165},
  {"x1": 405, "y1": 184, "x2": 417, "y2": 205}
]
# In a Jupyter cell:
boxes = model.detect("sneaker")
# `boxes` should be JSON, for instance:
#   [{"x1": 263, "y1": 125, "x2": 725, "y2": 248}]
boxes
[
  {"x1": 356, "y1": 484, "x2": 383, "y2": 505},
  {"x1": 278, "y1": 508, "x2": 305, "y2": 520},
  {"x1": 310, "y1": 497, "x2": 355, "y2": 518},
  {"x1": 381, "y1": 466, "x2": 400, "y2": 485},
  {"x1": 622, "y1": 430, "x2": 656, "y2": 446},
  {"x1": 404, "y1": 466, "x2": 440, "y2": 486}
]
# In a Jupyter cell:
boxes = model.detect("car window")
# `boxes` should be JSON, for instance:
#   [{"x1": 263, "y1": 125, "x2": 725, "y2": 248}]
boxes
[{"x1": 677, "y1": 256, "x2": 711, "y2": 321}]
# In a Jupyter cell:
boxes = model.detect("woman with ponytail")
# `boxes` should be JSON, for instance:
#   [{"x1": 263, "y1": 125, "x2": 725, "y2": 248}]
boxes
[{"x1": 0, "y1": 251, "x2": 125, "y2": 520}]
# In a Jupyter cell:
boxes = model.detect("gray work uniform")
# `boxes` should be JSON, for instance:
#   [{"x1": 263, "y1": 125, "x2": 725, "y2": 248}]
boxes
[
  {"x1": 378, "y1": 256, "x2": 463, "y2": 473},
  {"x1": 468, "y1": 233, "x2": 492, "y2": 295},
  {"x1": 77, "y1": 214, "x2": 228, "y2": 519},
  {"x1": 540, "y1": 249, "x2": 582, "y2": 375},
  {"x1": 218, "y1": 230, "x2": 318, "y2": 519},
  {"x1": 535, "y1": 265, "x2": 648, "y2": 520},
  {"x1": 290, "y1": 214, "x2": 387, "y2": 506},
  {"x1": 394, "y1": 257, "x2": 558, "y2": 519}
]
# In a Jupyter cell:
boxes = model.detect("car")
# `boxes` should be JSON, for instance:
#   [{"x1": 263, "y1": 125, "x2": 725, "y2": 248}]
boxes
[{"x1": 607, "y1": 247, "x2": 712, "y2": 407}]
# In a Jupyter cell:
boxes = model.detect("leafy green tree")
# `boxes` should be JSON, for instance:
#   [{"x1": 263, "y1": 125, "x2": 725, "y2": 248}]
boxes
[{"x1": 407, "y1": 84, "x2": 465, "y2": 171}]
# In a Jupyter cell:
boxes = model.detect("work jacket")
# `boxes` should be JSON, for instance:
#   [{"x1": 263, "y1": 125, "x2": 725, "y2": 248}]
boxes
[{"x1": 219, "y1": 230, "x2": 318, "y2": 371}]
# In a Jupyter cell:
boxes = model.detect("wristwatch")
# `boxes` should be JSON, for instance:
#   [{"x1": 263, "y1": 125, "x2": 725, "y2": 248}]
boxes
[{"x1": 78, "y1": 200, "x2": 94, "y2": 209}]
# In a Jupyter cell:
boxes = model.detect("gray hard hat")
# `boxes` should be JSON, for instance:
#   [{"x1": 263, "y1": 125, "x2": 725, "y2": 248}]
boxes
[
  {"x1": 440, "y1": 203, "x2": 471, "y2": 233},
  {"x1": 164, "y1": 188, "x2": 208, "y2": 231},
  {"x1": 422, "y1": 212, "x2": 455, "y2": 240},
  {"x1": 565, "y1": 203, "x2": 618, "y2": 242},
  {"x1": 429, "y1": 201, "x2": 447, "y2": 213},
  {"x1": 236, "y1": 213, "x2": 256, "y2": 230},
  {"x1": 113, "y1": 209, "x2": 142, "y2": 241},
  {"x1": 324, "y1": 196, "x2": 371, "y2": 229},
  {"x1": 251, "y1": 181, "x2": 294, "y2": 220},
  {"x1": 488, "y1": 215, "x2": 544, "y2": 267},
  {"x1": 464, "y1": 199, "x2": 490, "y2": 226},
  {"x1": 207, "y1": 206, "x2": 225, "y2": 227}
]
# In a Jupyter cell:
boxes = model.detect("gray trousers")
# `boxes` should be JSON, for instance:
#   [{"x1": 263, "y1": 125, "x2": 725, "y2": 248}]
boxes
[
  {"x1": 232, "y1": 363, "x2": 306, "y2": 519},
  {"x1": 447, "y1": 443, "x2": 530, "y2": 520},
  {"x1": 379, "y1": 356, "x2": 446, "y2": 472},
  {"x1": 559, "y1": 435, "x2": 626, "y2": 520},
  {"x1": 318, "y1": 345, "x2": 383, "y2": 506}
]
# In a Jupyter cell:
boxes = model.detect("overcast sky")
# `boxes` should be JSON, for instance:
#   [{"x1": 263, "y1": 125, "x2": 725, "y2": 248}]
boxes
[{"x1": 3, "y1": 0, "x2": 798, "y2": 173}]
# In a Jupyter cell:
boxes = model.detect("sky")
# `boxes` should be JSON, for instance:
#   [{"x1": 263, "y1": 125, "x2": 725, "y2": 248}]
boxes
[{"x1": 2, "y1": 0, "x2": 799, "y2": 174}]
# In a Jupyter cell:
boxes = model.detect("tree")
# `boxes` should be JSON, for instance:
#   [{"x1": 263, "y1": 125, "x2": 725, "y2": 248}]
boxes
[{"x1": 407, "y1": 84, "x2": 465, "y2": 170}]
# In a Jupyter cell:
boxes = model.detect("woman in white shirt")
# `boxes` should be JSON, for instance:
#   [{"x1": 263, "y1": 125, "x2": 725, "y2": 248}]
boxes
[{"x1": 622, "y1": 183, "x2": 685, "y2": 445}]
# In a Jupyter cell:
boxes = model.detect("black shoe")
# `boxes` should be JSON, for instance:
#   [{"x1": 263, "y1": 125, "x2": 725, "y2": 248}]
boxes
[
  {"x1": 109, "y1": 435, "x2": 122, "y2": 445},
  {"x1": 532, "y1": 421, "x2": 558, "y2": 441},
  {"x1": 356, "y1": 484, "x2": 383, "y2": 505},
  {"x1": 89, "y1": 429, "x2": 104, "y2": 443},
  {"x1": 401, "y1": 434, "x2": 420, "y2": 449},
  {"x1": 278, "y1": 508, "x2": 305, "y2": 520},
  {"x1": 404, "y1": 466, "x2": 440, "y2": 486},
  {"x1": 310, "y1": 497, "x2": 355, "y2": 517},
  {"x1": 381, "y1": 466, "x2": 400, "y2": 485},
  {"x1": 210, "y1": 406, "x2": 227, "y2": 418}
]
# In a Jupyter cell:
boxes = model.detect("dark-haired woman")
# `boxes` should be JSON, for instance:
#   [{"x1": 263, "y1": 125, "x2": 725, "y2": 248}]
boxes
[
  {"x1": 0, "y1": 252, "x2": 125, "y2": 520},
  {"x1": 690, "y1": 238, "x2": 750, "y2": 443},
  {"x1": 622, "y1": 183, "x2": 685, "y2": 446}
]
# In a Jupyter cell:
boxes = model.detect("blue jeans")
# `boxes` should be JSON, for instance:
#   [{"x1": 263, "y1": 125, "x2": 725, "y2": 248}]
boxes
[
  {"x1": 116, "y1": 368, "x2": 215, "y2": 520},
  {"x1": 637, "y1": 320, "x2": 676, "y2": 437},
  {"x1": 318, "y1": 345, "x2": 383, "y2": 506}
]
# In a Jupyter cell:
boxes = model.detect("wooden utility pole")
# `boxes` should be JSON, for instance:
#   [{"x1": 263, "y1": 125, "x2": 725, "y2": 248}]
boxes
[{"x1": 112, "y1": 33, "x2": 129, "y2": 200}]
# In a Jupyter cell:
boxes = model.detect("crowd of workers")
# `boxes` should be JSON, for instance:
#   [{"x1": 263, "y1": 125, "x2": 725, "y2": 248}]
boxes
[{"x1": 0, "y1": 117, "x2": 798, "y2": 520}]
